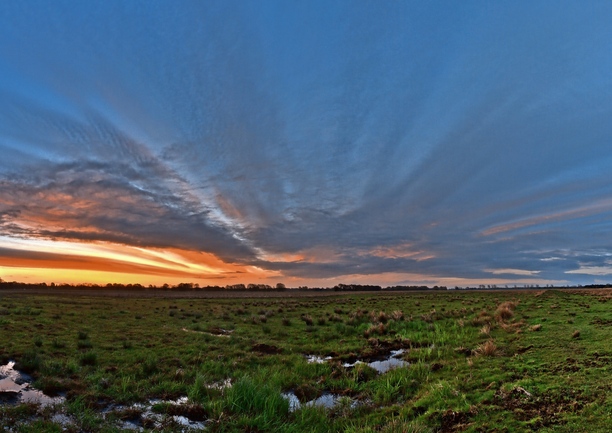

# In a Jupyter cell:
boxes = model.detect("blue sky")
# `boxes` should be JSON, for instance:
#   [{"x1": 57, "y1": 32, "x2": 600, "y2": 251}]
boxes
[{"x1": 1, "y1": 1, "x2": 612, "y2": 286}]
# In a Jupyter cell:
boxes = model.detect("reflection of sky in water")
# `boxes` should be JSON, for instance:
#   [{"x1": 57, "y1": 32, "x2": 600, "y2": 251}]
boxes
[
  {"x1": 367, "y1": 350, "x2": 409, "y2": 374},
  {"x1": 283, "y1": 392, "x2": 357, "y2": 412},
  {"x1": 0, "y1": 361, "x2": 64, "y2": 406},
  {"x1": 342, "y1": 349, "x2": 409, "y2": 373}
]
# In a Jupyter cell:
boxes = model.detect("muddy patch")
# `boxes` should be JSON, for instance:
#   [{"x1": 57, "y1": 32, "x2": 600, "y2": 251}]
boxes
[
  {"x1": 438, "y1": 408, "x2": 475, "y2": 432},
  {"x1": 252, "y1": 343, "x2": 282, "y2": 354},
  {"x1": 591, "y1": 317, "x2": 612, "y2": 327},
  {"x1": 493, "y1": 387, "x2": 590, "y2": 428},
  {"x1": 207, "y1": 327, "x2": 233, "y2": 336},
  {"x1": 0, "y1": 361, "x2": 64, "y2": 407}
]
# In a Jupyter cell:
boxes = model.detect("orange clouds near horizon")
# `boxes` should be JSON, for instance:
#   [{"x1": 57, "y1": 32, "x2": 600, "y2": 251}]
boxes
[{"x1": 0, "y1": 236, "x2": 279, "y2": 286}]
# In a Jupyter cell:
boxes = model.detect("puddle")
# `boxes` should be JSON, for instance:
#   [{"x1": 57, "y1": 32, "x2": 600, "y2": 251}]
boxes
[
  {"x1": 104, "y1": 396, "x2": 207, "y2": 432},
  {"x1": 0, "y1": 361, "x2": 205, "y2": 431},
  {"x1": 51, "y1": 413, "x2": 75, "y2": 427},
  {"x1": 282, "y1": 392, "x2": 358, "y2": 412},
  {"x1": 0, "y1": 361, "x2": 65, "y2": 407},
  {"x1": 305, "y1": 349, "x2": 410, "y2": 374},
  {"x1": 342, "y1": 349, "x2": 409, "y2": 373},
  {"x1": 306, "y1": 355, "x2": 332, "y2": 364}
]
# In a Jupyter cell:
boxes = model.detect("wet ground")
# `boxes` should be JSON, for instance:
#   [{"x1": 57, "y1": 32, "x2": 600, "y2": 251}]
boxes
[
  {"x1": 2, "y1": 347, "x2": 409, "y2": 430},
  {"x1": 282, "y1": 391, "x2": 359, "y2": 412},
  {"x1": 0, "y1": 361, "x2": 210, "y2": 432},
  {"x1": 307, "y1": 347, "x2": 410, "y2": 373},
  {"x1": 282, "y1": 347, "x2": 410, "y2": 410},
  {"x1": 342, "y1": 349, "x2": 409, "y2": 373},
  {"x1": 0, "y1": 361, "x2": 64, "y2": 407}
]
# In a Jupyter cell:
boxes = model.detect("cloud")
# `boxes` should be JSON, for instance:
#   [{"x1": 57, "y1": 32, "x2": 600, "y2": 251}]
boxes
[{"x1": 1, "y1": 1, "x2": 612, "y2": 285}]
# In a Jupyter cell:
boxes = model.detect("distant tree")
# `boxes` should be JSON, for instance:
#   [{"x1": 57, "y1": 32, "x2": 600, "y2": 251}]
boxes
[{"x1": 276, "y1": 283, "x2": 286, "y2": 290}]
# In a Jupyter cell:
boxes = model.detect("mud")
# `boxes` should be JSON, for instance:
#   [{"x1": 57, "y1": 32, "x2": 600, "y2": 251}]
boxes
[
  {"x1": 438, "y1": 408, "x2": 473, "y2": 432},
  {"x1": 207, "y1": 327, "x2": 233, "y2": 336},
  {"x1": 252, "y1": 343, "x2": 283, "y2": 354},
  {"x1": 493, "y1": 387, "x2": 591, "y2": 428}
]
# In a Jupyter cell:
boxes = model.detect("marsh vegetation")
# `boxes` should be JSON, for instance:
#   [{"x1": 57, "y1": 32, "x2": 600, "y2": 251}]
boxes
[{"x1": 1, "y1": 289, "x2": 612, "y2": 431}]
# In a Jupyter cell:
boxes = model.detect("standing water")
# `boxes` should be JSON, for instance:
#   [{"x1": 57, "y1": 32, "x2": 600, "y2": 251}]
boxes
[{"x1": 0, "y1": 361, "x2": 64, "y2": 406}]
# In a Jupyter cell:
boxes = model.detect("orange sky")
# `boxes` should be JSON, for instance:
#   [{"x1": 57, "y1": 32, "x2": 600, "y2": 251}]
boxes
[
  {"x1": 0, "y1": 236, "x2": 567, "y2": 288},
  {"x1": 0, "y1": 236, "x2": 281, "y2": 286}
]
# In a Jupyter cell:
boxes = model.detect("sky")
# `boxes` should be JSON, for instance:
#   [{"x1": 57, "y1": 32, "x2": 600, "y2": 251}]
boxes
[{"x1": 1, "y1": 1, "x2": 612, "y2": 287}]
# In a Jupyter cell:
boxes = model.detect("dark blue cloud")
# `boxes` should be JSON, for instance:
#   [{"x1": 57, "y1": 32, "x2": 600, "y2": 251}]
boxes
[{"x1": 1, "y1": 1, "x2": 612, "y2": 285}]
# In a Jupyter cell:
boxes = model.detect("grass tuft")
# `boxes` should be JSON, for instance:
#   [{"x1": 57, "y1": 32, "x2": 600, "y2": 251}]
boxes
[
  {"x1": 495, "y1": 301, "x2": 517, "y2": 322},
  {"x1": 474, "y1": 339, "x2": 497, "y2": 357},
  {"x1": 479, "y1": 324, "x2": 491, "y2": 336},
  {"x1": 79, "y1": 351, "x2": 97, "y2": 366},
  {"x1": 301, "y1": 314, "x2": 314, "y2": 326}
]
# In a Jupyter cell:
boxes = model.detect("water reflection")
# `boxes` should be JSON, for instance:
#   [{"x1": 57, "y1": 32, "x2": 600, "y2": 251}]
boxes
[
  {"x1": 306, "y1": 349, "x2": 409, "y2": 373},
  {"x1": 103, "y1": 396, "x2": 207, "y2": 432},
  {"x1": 343, "y1": 349, "x2": 409, "y2": 373},
  {"x1": 282, "y1": 392, "x2": 357, "y2": 412},
  {"x1": 0, "y1": 361, "x2": 64, "y2": 407}
]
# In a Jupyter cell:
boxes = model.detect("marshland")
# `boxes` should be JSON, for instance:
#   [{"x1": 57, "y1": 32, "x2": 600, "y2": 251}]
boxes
[{"x1": 2, "y1": 288, "x2": 612, "y2": 432}]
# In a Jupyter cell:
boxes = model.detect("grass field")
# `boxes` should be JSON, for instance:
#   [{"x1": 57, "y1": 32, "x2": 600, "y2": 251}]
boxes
[{"x1": 1, "y1": 288, "x2": 612, "y2": 432}]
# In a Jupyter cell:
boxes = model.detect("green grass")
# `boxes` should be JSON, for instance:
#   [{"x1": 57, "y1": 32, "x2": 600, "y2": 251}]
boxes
[{"x1": 1, "y1": 289, "x2": 612, "y2": 431}]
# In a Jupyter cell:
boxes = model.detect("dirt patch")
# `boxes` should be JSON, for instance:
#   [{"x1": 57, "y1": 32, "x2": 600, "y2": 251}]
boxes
[
  {"x1": 207, "y1": 327, "x2": 233, "y2": 336},
  {"x1": 430, "y1": 362, "x2": 443, "y2": 372},
  {"x1": 156, "y1": 403, "x2": 207, "y2": 421},
  {"x1": 591, "y1": 317, "x2": 612, "y2": 327},
  {"x1": 116, "y1": 407, "x2": 144, "y2": 423},
  {"x1": 293, "y1": 384, "x2": 320, "y2": 402},
  {"x1": 549, "y1": 353, "x2": 612, "y2": 374},
  {"x1": 358, "y1": 338, "x2": 409, "y2": 362},
  {"x1": 515, "y1": 345, "x2": 534, "y2": 355},
  {"x1": 327, "y1": 387, "x2": 361, "y2": 398},
  {"x1": 252, "y1": 343, "x2": 282, "y2": 354},
  {"x1": 493, "y1": 387, "x2": 590, "y2": 428},
  {"x1": 438, "y1": 408, "x2": 474, "y2": 432},
  {"x1": 0, "y1": 391, "x2": 20, "y2": 404}
]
